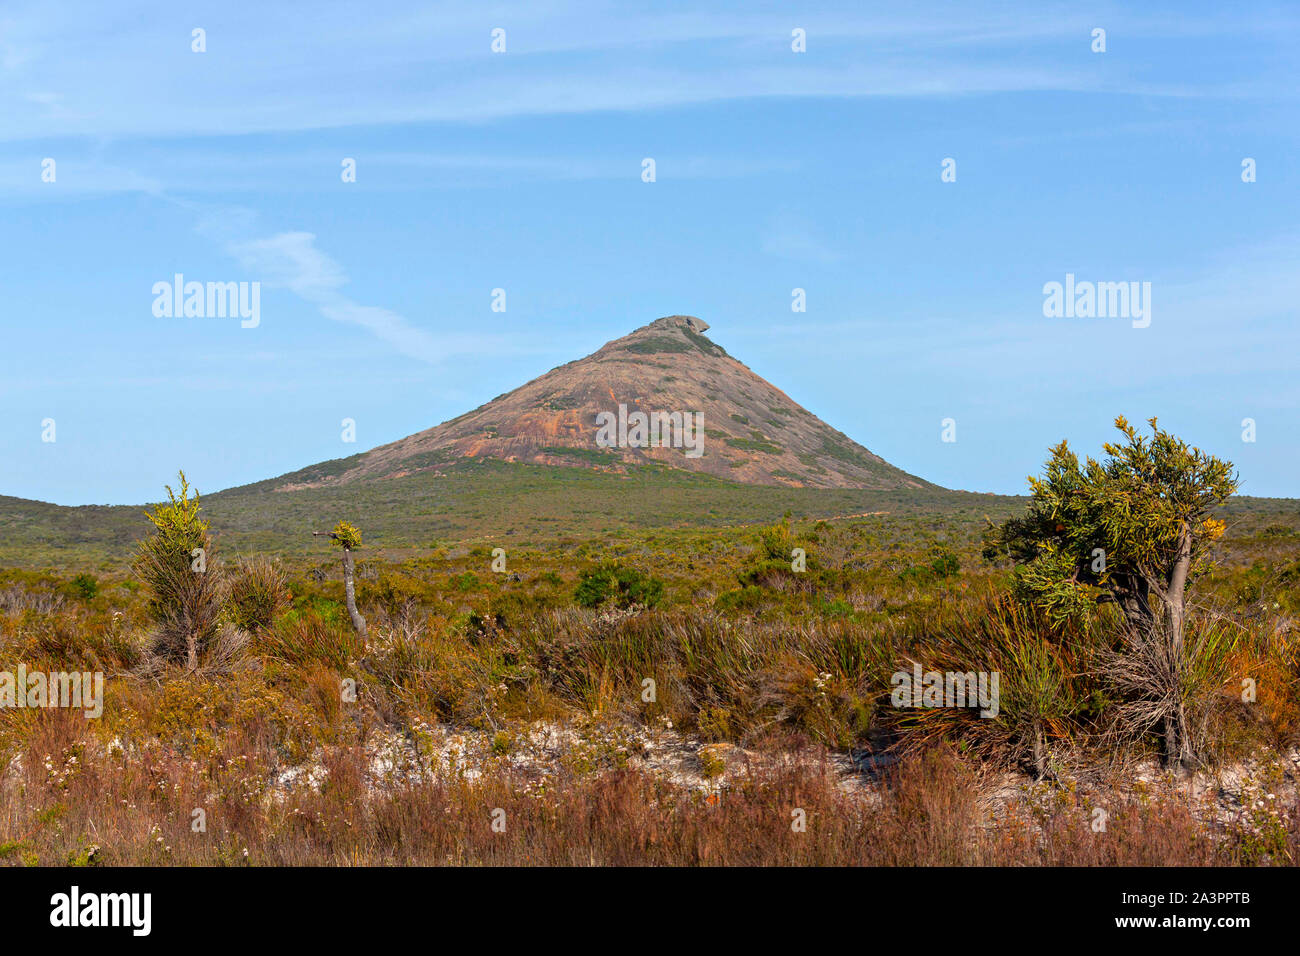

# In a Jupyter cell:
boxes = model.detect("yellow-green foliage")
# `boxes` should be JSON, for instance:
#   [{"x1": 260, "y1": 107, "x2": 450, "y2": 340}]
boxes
[
  {"x1": 227, "y1": 557, "x2": 291, "y2": 632},
  {"x1": 147, "y1": 676, "x2": 321, "y2": 763},
  {"x1": 991, "y1": 416, "x2": 1236, "y2": 628},
  {"x1": 330, "y1": 521, "x2": 362, "y2": 550},
  {"x1": 134, "y1": 471, "x2": 210, "y2": 622},
  {"x1": 131, "y1": 471, "x2": 225, "y2": 666}
]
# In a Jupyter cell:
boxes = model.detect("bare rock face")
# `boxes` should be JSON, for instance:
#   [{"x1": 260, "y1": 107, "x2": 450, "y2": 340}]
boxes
[
  {"x1": 648, "y1": 315, "x2": 710, "y2": 333},
  {"x1": 278, "y1": 315, "x2": 930, "y2": 491}
]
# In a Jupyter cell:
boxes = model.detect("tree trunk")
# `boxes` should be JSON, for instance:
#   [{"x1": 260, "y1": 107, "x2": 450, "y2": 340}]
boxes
[
  {"x1": 341, "y1": 546, "x2": 367, "y2": 638},
  {"x1": 1163, "y1": 523, "x2": 1195, "y2": 769}
]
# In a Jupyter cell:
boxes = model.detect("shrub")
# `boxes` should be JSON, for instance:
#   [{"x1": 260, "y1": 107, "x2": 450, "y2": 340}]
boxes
[
  {"x1": 757, "y1": 517, "x2": 794, "y2": 561},
  {"x1": 714, "y1": 585, "x2": 766, "y2": 613},
  {"x1": 227, "y1": 557, "x2": 291, "y2": 632},
  {"x1": 257, "y1": 606, "x2": 362, "y2": 672},
  {"x1": 574, "y1": 563, "x2": 664, "y2": 609},
  {"x1": 899, "y1": 548, "x2": 961, "y2": 586},
  {"x1": 698, "y1": 745, "x2": 726, "y2": 778},
  {"x1": 988, "y1": 417, "x2": 1237, "y2": 769},
  {"x1": 133, "y1": 472, "x2": 224, "y2": 670},
  {"x1": 929, "y1": 549, "x2": 960, "y2": 578},
  {"x1": 330, "y1": 520, "x2": 362, "y2": 550},
  {"x1": 67, "y1": 574, "x2": 98, "y2": 601},
  {"x1": 890, "y1": 599, "x2": 1091, "y2": 777}
]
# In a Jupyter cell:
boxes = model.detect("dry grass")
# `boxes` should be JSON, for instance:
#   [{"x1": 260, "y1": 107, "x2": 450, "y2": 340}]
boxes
[{"x1": 4, "y1": 724, "x2": 1294, "y2": 866}]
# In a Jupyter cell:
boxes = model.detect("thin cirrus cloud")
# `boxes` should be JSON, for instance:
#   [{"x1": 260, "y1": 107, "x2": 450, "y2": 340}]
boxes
[
  {"x1": 2, "y1": 2, "x2": 1293, "y2": 143},
  {"x1": 226, "y1": 231, "x2": 514, "y2": 364},
  {"x1": 0, "y1": 149, "x2": 799, "y2": 195},
  {"x1": 0, "y1": 160, "x2": 162, "y2": 198}
]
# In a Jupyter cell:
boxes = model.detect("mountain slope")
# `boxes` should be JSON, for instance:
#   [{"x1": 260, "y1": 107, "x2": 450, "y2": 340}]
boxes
[{"x1": 275, "y1": 315, "x2": 931, "y2": 492}]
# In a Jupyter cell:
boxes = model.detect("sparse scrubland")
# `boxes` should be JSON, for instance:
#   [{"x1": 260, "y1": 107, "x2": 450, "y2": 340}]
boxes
[{"x1": 1, "y1": 423, "x2": 1298, "y2": 866}]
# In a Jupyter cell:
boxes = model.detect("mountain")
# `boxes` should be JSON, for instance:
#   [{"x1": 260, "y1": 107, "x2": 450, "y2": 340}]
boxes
[
  {"x1": 274, "y1": 315, "x2": 931, "y2": 492},
  {"x1": 0, "y1": 315, "x2": 954, "y2": 566}
]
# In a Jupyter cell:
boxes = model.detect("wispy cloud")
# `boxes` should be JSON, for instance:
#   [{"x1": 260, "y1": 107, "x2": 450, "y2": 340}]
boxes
[
  {"x1": 2, "y1": 2, "x2": 1294, "y2": 144},
  {"x1": 0, "y1": 157, "x2": 164, "y2": 198},
  {"x1": 0, "y1": 148, "x2": 797, "y2": 198},
  {"x1": 227, "y1": 231, "x2": 511, "y2": 364}
]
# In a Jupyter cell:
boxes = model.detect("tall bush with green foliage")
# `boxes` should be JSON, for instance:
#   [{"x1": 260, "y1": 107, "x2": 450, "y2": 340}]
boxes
[
  {"x1": 987, "y1": 417, "x2": 1237, "y2": 768},
  {"x1": 133, "y1": 471, "x2": 224, "y2": 670}
]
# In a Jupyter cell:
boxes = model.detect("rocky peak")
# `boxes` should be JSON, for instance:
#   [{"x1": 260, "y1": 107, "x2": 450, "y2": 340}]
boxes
[{"x1": 646, "y1": 315, "x2": 710, "y2": 333}]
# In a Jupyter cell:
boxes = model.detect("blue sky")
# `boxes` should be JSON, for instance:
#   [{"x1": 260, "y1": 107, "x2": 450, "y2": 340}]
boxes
[{"x1": 3, "y1": 0, "x2": 1299, "y2": 504}]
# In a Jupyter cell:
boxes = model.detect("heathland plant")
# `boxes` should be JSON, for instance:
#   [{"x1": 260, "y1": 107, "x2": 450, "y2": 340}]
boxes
[
  {"x1": 133, "y1": 471, "x2": 224, "y2": 670},
  {"x1": 988, "y1": 417, "x2": 1237, "y2": 768},
  {"x1": 227, "y1": 557, "x2": 291, "y2": 632},
  {"x1": 313, "y1": 521, "x2": 367, "y2": 638},
  {"x1": 893, "y1": 600, "x2": 1089, "y2": 777},
  {"x1": 573, "y1": 563, "x2": 664, "y2": 609}
]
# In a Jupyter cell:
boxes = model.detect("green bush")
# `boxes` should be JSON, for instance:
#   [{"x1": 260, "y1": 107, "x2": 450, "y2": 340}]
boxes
[
  {"x1": 227, "y1": 557, "x2": 291, "y2": 632},
  {"x1": 133, "y1": 471, "x2": 225, "y2": 669},
  {"x1": 574, "y1": 563, "x2": 664, "y2": 609},
  {"x1": 67, "y1": 573, "x2": 98, "y2": 600},
  {"x1": 899, "y1": 548, "x2": 961, "y2": 586},
  {"x1": 714, "y1": 585, "x2": 766, "y2": 613},
  {"x1": 930, "y1": 549, "x2": 960, "y2": 578}
]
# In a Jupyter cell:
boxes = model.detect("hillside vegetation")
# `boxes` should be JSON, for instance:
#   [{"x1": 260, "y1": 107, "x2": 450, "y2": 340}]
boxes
[
  {"x1": 0, "y1": 460, "x2": 1004, "y2": 570},
  {"x1": 1, "y1": 423, "x2": 1298, "y2": 865}
]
